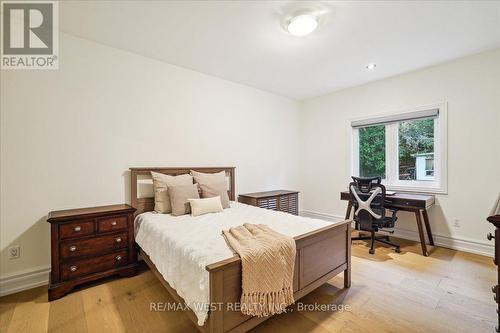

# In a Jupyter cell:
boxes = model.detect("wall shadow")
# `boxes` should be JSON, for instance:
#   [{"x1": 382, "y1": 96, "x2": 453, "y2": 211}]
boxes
[
  {"x1": 122, "y1": 170, "x2": 131, "y2": 205},
  {"x1": 0, "y1": 216, "x2": 51, "y2": 284}
]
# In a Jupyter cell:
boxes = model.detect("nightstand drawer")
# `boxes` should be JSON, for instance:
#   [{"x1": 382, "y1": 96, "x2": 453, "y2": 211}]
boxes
[
  {"x1": 97, "y1": 215, "x2": 127, "y2": 233},
  {"x1": 60, "y1": 233, "x2": 128, "y2": 259},
  {"x1": 60, "y1": 220, "x2": 94, "y2": 239},
  {"x1": 61, "y1": 249, "x2": 128, "y2": 280}
]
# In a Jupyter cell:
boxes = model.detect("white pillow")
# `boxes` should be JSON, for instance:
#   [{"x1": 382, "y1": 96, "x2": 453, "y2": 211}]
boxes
[{"x1": 188, "y1": 196, "x2": 224, "y2": 217}]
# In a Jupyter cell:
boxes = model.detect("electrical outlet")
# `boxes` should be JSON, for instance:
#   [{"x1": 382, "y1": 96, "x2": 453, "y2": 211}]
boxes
[
  {"x1": 8, "y1": 246, "x2": 20, "y2": 259},
  {"x1": 453, "y1": 218, "x2": 460, "y2": 228}
]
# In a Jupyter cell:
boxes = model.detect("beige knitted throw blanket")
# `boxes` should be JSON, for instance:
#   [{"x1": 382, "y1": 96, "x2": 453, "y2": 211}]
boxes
[{"x1": 222, "y1": 223, "x2": 296, "y2": 317}]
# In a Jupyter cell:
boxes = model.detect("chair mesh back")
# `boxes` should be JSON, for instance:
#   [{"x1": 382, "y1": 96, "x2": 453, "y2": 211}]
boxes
[{"x1": 349, "y1": 181, "x2": 387, "y2": 222}]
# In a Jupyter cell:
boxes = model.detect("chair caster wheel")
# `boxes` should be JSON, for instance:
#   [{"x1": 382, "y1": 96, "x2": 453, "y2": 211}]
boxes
[
  {"x1": 369, "y1": 249, "x2": 375, "y2": 254},
  {"x1": 395, "y1": 248, "x2": 401, "y2": 253}
]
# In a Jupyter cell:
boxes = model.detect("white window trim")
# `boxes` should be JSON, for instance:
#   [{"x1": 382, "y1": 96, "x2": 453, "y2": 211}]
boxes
[{"x1": 349, "y1": 102, "x2": 448, "y2": 195}]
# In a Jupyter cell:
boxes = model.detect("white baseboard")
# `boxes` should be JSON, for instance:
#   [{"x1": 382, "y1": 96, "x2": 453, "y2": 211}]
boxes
[
  {"x1": 300, "y1": 210, "x2": 345, "y2": 222},
  {"x1": 392, "y1": 228, "x2": 494, "y2": 257},
  {"x1": 0, "y1": 267, "x2": 50, "y2": 297},
  {"x1": 300, "y1": 210, "x2": 494, "y2": 257}
]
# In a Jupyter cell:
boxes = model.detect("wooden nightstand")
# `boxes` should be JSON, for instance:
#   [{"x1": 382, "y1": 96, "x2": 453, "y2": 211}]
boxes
[
  {"x1": 47, "y1": 204, "x2": 138, "y2": 301},
  {"x1": 238, "y1": 190, "x2": 299, "y2": 215}
]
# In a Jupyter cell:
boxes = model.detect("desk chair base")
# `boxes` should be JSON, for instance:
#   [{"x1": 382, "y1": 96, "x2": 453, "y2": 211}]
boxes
[{"x1": 352, "y1": 231, "x2": 401, "y2": 254}]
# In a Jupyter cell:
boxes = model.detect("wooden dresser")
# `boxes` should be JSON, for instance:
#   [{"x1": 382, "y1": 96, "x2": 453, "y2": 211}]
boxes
[
  {"x1": 238, "y1": 190, "x2": 299, "y2": 215},
  {"x1": 487, "y1": 196, "x2": 500, "y2": 332},
  {"x1": 47, "y1": 204, "x2": 138, "y2": 300}
]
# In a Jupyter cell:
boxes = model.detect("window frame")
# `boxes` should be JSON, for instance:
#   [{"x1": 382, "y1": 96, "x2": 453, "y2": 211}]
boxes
[{"x1": 350, "y1": 103, "x2": 448, "y2": 194}]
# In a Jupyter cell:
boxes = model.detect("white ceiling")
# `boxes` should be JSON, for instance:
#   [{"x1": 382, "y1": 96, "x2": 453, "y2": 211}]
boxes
[{"x1": 59, "y1": 1, "x2": 500, "y2": 100}]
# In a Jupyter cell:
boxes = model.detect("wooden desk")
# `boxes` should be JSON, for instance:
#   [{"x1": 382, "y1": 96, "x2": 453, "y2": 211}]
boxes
[{"x1": 340, "y1": 191, "x2": 435, "y2": 256}]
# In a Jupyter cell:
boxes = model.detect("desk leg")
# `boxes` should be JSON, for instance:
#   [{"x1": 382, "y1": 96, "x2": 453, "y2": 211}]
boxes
[
  {"x1": 345, "y1": 202, "x2": 352, "y2": 220},
  {"x1": 414, "y1": 210, "x2": 428, "y2": 256},
  {"x1": 345, "y1": 202, "x2": 358, "y2": 230},
  {"x1": 421, "y1": 209, "x2": 435, "y2": 246}
]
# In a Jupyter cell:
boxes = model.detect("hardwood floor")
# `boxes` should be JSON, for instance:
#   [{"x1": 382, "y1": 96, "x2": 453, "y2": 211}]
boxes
[{"x1": 1, "y1": 237, "x2": 496, "y2": 333}]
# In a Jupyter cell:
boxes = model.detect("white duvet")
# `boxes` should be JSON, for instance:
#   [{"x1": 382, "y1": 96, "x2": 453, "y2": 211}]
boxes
[{"x1": 134, "y1": 202, "x2": 338, "y2": 325}]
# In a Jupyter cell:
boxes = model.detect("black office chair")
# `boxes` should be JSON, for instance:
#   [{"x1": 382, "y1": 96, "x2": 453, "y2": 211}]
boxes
[{"x1": 350, "y1": 176, "x2": 400, "y2": 254}]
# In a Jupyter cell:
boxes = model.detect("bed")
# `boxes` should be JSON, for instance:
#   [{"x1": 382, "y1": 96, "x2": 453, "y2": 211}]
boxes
[{"x1": 130, "y1": 167, "x2": 351, "y2": 333}]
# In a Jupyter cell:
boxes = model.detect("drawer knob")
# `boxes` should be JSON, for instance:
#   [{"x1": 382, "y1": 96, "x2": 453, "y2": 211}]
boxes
[
  {"x1": 69, "y1": 246, "x2": 77, "y2": 252},
  {"x1": 111, "y1": 221, "x2": 117, "y2": 226},
  {"x1": 487, "y1": 233, "x2": 495, "y2": 241},
  {"x1": 115, "y1": 237, "x2": 122, "y2": 243},
  {"x1": 70, "y1": 265, "x2": 78, "y2": 272},
  {"x1": 116, "y1": 255, "x2": 122, "y2": 261},
  {"x1": 74, "y1": 226, "x2": 81, "y2": 232}
]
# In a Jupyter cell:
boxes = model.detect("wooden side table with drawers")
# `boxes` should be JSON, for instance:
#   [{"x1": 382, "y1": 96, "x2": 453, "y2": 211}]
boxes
[{"x1": 47, "y1": 204, "x2": 138, "y2": 300}]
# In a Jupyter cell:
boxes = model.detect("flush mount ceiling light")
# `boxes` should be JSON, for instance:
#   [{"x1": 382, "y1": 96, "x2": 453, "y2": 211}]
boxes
[
  {"x1": 281, "y1": 2, "x2": 327, "y2": 37},
  {"x1": 287, "y1": 14, "x2": 318, "y2": 36},
  {"x1": 366, "y1": 63, "x2": 377, "y2": 70}
]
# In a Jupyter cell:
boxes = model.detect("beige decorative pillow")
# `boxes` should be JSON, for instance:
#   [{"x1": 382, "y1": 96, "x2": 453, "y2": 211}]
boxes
[
  {"x1": 188, "y1": 196, "x2": 223, "y2": 217},
  {"x1": 199, "y1": 182, "x2": 230, "y2": 208},
  {"x1": 151, "y1": 172, "x2": 193, "y2": 213},
  {"x1": 190, "y1": 170, "x2": 230, "y2": 208},
  {"x1": 168, "y1": 184, "x2": 200, "y2": 216}
]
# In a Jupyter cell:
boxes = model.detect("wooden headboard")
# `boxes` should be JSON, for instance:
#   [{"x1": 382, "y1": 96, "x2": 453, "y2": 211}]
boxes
[{"x1": 129, "y1": 167, "x2": 235, "y2": 215}]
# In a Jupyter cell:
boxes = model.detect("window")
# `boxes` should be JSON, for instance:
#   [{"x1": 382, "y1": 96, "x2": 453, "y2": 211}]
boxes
[
  {"x1": 351, "y1": 104, "x2": 447, "y2": 193},
  {"x1": 398, "y1": 118, "x2": 434, "y2": 181},
  {"x1": 358, "y1": 124, "x2": 385, "y2": 178}
]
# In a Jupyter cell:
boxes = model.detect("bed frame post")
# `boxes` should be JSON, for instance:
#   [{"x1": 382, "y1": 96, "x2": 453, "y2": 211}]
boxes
[
  {"x1": 344, "y1": 222, "x2": 351, "y2": 288},
  {"x1": 130, "y1": 170, "x2": 138, "y2": 211},
  {"x1": 209, "y1": 269, "x2": 224, "y2": 333}
]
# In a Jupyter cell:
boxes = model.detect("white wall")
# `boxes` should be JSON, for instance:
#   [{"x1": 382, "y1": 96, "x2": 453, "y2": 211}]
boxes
[
  {"x1": 0, "y1": 33, "x2": 300, "y2": 282},
  {"x1": 299, "y1": 49, "x2": 500, "y2": 255}
]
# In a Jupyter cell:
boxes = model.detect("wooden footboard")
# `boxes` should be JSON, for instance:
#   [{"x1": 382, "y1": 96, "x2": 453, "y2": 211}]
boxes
[
  {"x1": 205, "y1": 220, "x2": 351, "y2": 333},
  {"x1": 140, "y1": 220, "x2": 351, "y2": 333}
]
